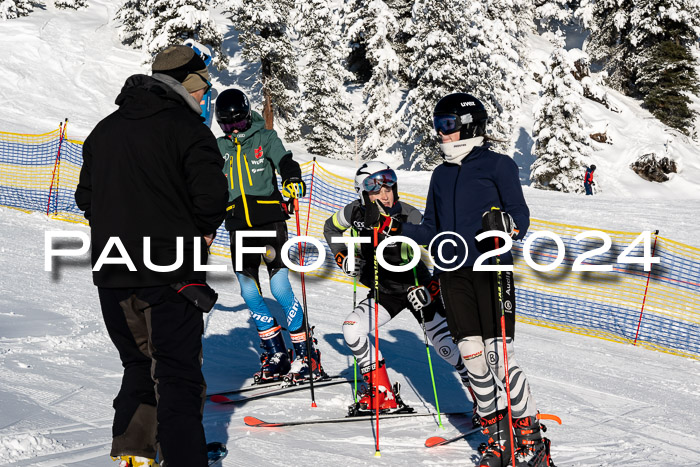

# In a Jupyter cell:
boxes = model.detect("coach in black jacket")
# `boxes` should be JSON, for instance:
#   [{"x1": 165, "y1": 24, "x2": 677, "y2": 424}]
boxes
[{"x1": 75, "y1": 45, "x2": 227, "y2": 467}]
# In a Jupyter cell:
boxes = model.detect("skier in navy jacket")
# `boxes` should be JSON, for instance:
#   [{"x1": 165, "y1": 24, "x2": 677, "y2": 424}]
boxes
[{"x1": 365, "y1": 94, "x2": 553, "y2": 467}]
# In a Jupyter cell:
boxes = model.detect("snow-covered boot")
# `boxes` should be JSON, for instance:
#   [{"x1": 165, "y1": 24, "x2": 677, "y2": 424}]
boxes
[
  {"x1": 358, "y1": 360, "x2": 398, "y2": 411},
  {"x1": 478, "y1": 410, "x2": 514, "y2": 467},
  {"x1": 254, "y1": 325, "x2": 290, "y2": 383},
  {"x1": 111, "y1": 456, "x2": 158, "y2": 467},
  {"x1": 514, "y1": 416, "x2": 554, "y2": 466},
  {"x1": 285, "y1": 329, "x2": 323, "y2": 382}
]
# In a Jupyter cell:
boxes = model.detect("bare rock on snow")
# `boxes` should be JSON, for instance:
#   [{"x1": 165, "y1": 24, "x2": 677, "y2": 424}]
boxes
[{"x1": 629, "y1": 153, "x2": 678, "y2": 182}]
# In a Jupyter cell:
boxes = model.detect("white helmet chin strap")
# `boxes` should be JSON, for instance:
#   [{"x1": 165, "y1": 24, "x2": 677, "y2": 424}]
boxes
[{"x1": 439, "y1": 136, "x2": 484, "y2": 164}]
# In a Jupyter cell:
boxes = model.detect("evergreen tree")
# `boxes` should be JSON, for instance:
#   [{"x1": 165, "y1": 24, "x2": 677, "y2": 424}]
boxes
[
  {"x1": 53, "y1": 0, "x2": 88, "y2": 9},
  {"x1": 145, "y1": 0, "x2": 225, "y2": 70},
  {"x1": 115, "y1": 0, "x2": 149, "y2": 47},
  {"x1": 0, "y1": 0, "x2": 33, "y2": 19},
  {"x1": 534, "y1": 0, "x2": 571, "y2": 30},
  {"x1": 223, "y1": 0, "x2": 301, "y2": 138},
  {"x1": 353, "y1": 0, "x2": 402, "y2": 159},
  {"x1": 531, "y1": 45, "x2": 592, "y2": 193},
  {"x1": 630, "y1": 0, "x2": 700, "y2": 134},
  {"x1": 343, "y1": 0, "x2": 372, "y2": 82},
  {"x1": 636, "y1": 40, "x2": 699, "y2": 135},
  {"x1": 481, "y1": 0, "x2": 531, "y2": 150},
  {"x1": 576, "y1": 0, "x2": 700, "y2": 134},
  {"x1": 404, "y1": 0, "x2": 472, "y2": 168},
  {"x1": 298, "y1": 0, "x2": 354, "y2": 158}
]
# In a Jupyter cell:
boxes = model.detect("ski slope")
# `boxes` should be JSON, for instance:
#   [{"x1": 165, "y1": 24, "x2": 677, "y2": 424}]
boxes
[
  {"x1": 1, "y1": 1, "x2": 700, "y2": 465},
  {"x1": 1, "y1": 192, "x2": 699, "y2": 466}
]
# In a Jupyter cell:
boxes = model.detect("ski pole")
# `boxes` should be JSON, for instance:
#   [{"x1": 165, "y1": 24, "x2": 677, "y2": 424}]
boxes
[
  {"x1": 373, "y1": 226, "x2": 381, "y2": 457},
  {"x1": 411, "y1": 268, "x2": 443, "y2": 429},
  {"x1": 353, "y1": 276, "x2": 358, "y2": 403},
  {"x1": 294, "y1": 197, "x2": 316, "y2": 408},
  {"x1": 491, "y1": 208, "x2": 516, "y2": 467}
]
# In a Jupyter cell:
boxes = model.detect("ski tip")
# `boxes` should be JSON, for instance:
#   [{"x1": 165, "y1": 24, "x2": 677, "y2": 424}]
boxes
[
  {"x1": 210, "y1": 395, "x2": 232, "y2": 404},
  {"x1": 537, "y1": 413, "x2": 562, "y2": 425},
  {"x1": 243, "y1": 416, "x2": 281, "y2": 427},
  {"x1": 425, "y1": 436, "x2": 447, "y2": 448}
]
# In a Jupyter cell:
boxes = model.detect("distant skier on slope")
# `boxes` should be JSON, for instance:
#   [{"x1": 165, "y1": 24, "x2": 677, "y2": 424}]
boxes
[
  {"x1": 584, "y1": 165, "x2": 596, "y2": 195},
  {"x1": 214, "y1": 88, "x2": 323, "y2": 384},
  {"x1": 323, "y1": 161, "x2": 478, "y2": 418},
  {"x1": 364, "y1": 94, "x2": 554, "y2": 466}
]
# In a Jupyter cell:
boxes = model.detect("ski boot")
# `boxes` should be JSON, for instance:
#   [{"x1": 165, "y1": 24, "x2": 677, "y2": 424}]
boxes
[
  {"x1": 348, "y1": 360, "x2": 413, "y2": 416},
  {"x1": 111, "y1": 456, "x2": 158, "y2": 467},
  {"x1": 477, "y1": 409, "x2": 514, "y2": 467},
  {"x1": 514, "y1": 415, "x2": 555, "y2": 466},
  {"x1": 253, "y1": 326, "x2": 291, "y2": 383},
  {"x1": 284, "y1": 329, "x2": 325, "y2": 384}
]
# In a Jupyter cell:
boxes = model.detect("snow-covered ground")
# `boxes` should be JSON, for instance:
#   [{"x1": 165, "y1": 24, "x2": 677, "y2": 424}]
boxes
[
  {"x1": 1, "y1": 200, "x2": 700, "y2": 466},
  {"x1": 2, "y1": 1, "x2": 700, "y2": 466}
]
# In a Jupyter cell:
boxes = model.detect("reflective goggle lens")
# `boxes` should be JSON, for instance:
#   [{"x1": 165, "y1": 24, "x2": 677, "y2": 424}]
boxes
[
  {"x1": 362, "y1": 169, "x2": 397, "y2": 193},
  {"x1": 220, "y1": 119, "x2": 249, "y2": 133},
  {"x1": 433, "y1": 114, "x2": 460, "y2": 135}
]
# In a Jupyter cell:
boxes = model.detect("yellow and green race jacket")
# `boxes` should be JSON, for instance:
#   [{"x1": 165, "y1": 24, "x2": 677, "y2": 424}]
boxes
[{"x1": 217, "y1": 113, "x2": 301, "y2": 230}]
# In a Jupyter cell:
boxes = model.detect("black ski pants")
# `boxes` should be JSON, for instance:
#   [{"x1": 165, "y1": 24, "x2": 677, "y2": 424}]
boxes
[
  {"x1": 438, "y1": 268, "x2": 516, "y2": 342},
  {"x1": 98, "y1": 286, "x2": 208, "y2": 467}
]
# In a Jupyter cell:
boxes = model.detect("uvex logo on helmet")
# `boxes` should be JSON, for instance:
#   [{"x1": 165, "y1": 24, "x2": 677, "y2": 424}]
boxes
[{"x1": 461, "y1": 101, "x2": 476, "y2": 107}]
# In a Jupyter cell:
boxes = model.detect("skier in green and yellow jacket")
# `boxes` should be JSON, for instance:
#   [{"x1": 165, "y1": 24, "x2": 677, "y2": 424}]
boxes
[{"x1": 215, "y1": 88, "x2": 323, "y2": 384}]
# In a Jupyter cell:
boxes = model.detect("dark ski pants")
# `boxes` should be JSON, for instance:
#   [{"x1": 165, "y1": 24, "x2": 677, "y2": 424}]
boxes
[{"x1": 98, "y1": 286, "x2": 208, "y2": 467}]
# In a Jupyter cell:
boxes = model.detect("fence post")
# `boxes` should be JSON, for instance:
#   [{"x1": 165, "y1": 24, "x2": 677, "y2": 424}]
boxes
[
  {"x1": 46, "y1": 118, "x2": 68, "y2": 216},
  {"x1": 633, "y1": 230, "x2": 660, "y2": 345}
]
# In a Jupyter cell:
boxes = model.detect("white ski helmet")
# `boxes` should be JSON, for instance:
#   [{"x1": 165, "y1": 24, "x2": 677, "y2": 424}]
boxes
[{"x1": 354, "y1": 161, "x2": 398, "y2": 205}]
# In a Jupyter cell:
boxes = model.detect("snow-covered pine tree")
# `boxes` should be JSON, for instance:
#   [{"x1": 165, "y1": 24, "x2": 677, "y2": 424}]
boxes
[
  {"x1": 297, "y1": 0, "x2": 354, "y2": 158},
  {"x1": 629, "y1": 0, "x2": 700, "y2": 135},
  {"x1": 531, "y1": 43, "x2": 592, "y2": 193},
  {"x1": 145, "y1": 0, "x2": 225, "y2": 70},
  {"x1": 577, "y1": 0, "x2": 700, "y2": 134},
  {"x1": 350, "y1": 0, "x2": 402, "y2": 159},
  {"x1": 534, "y1": 0, "x2": 571, "y2": 31},
  {"x1": 53, "y1": 0, "x2": 88, "y2": 9},
  {"x1": 404, "y1": 0, "x2": 473, "y2": 168},
  {"x1": 343, "y1": 0, "x2": 372, "y2": 82},
  {"x1": 223, "y1": 0, "x2": 301, "y2": 139},
  {"x1": 481, "y1": 0, "x2": 531, "y2": 150},
  {"x1": 0, "y1": 0, "x2": 33, "y2": 19},
  {"x1": 575, "y1": 0, "x2": 633, "y2": 90},
  {"x1": 115, "y1": 0, "x2": 149, "y2": 47}
]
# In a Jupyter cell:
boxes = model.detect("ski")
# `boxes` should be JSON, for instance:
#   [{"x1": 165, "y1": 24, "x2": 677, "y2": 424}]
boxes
[
  {"x1": 244, "y1": 411, "x2": 468, "y2": 428},
  {"x1": 209, "y1": 378, "x2": 351, "y2": 405},
  {"x1": 206, "y1": 442, "x2": 227, "y2": 466},
  {"x1": 424, "y1": 413, "x2": 563, "y2": 448},
  {"x1": 207, "y1": 374, "x2": 346, "y2": 398},
  {"x1": 425, "y1": 425, "x2": 482, "y2": 447}
]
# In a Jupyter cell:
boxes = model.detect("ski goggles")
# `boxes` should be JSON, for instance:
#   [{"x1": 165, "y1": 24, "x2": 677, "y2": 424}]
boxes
[
  {"x1": 362, "y1": 169, "x2": 397, "y2": 193},
  {"x1": 433, "y1": 113, "x2": 469, "y2": 135},
  {"x1": 220, "y1": 118, "x2": 250, "y2": 133}
]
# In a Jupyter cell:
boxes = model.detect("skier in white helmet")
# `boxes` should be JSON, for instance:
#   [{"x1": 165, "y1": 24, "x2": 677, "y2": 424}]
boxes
[{"x1": 323, "y1": 161, "x2": 478, "y2": 418}]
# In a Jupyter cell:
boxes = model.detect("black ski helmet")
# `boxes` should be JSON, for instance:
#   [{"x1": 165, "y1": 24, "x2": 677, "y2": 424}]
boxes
[
  {"x1": 590, "y1": 165, "x2": 597, "y2": 171},
  {"x1": 432, "y1": 93, "x2": 488, "y2": 140},
  {"x1": 215, "y1": 89, "x2": 252, "y2": 133}
]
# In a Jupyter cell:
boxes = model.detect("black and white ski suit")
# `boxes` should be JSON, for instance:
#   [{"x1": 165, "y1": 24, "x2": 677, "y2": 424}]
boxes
[{"x1": 323, "y1": 199, "x2": 469, "y2": 381}]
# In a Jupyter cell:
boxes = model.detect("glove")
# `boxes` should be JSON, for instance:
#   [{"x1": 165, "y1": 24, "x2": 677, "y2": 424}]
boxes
[
  {"x1": 282, "y1": 177, "x2": 306, "y2": 199},
  {"x1": 407, "y1": 285, "x2": 432, "y2": 311},
  {"x1": 481, "y1": 208, "x2": 516, "y2": 238},
  {"x1": 335, "y1": 251, "x2": 363, "y2": 277},
  {"x1": 363, "y1": 194, "x2": 402, "y2": 236}
]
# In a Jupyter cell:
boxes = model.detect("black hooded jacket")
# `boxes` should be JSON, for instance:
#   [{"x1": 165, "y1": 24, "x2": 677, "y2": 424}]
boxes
[{"x1": 75, "y1": 74, "x2": 228, "y2": 288}]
